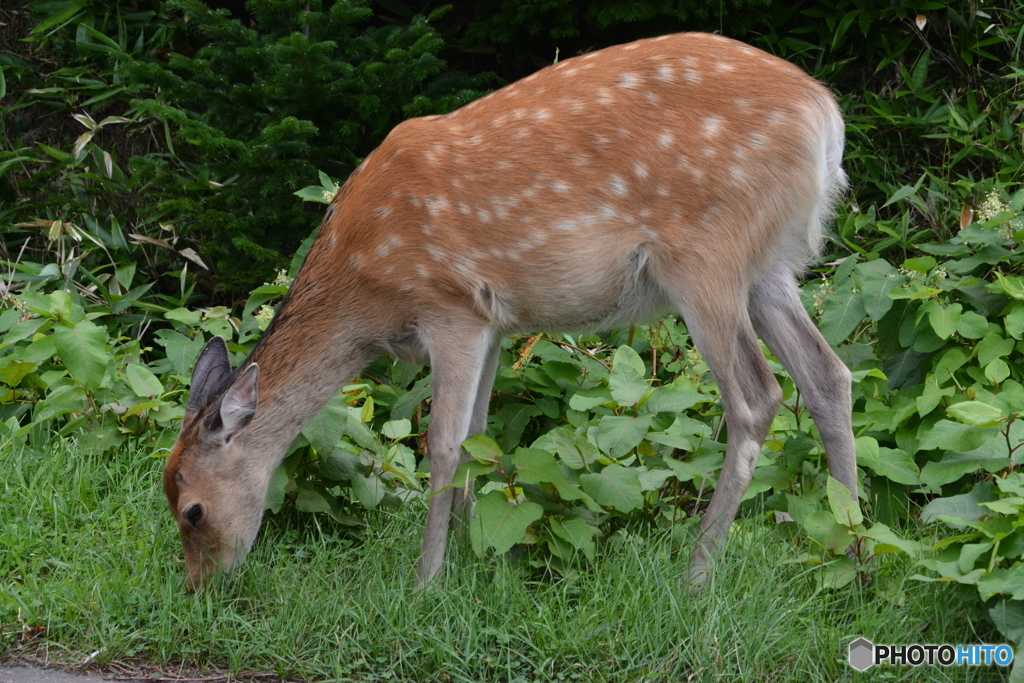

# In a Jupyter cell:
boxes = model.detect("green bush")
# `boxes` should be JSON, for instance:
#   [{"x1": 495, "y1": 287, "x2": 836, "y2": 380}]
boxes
[{"x1": 124, "y1": 0, "x2": 491, "y2": 294}]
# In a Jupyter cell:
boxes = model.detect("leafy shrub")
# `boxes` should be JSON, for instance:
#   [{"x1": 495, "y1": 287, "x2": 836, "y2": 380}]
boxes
[{"x1": 124, "y1": 0, "x2": 492, "y2": 294}]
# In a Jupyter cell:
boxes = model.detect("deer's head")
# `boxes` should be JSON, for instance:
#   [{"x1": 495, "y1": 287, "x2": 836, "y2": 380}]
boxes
[{"x1": 163, "y1": 337, "x2": 264, "y2": 590}]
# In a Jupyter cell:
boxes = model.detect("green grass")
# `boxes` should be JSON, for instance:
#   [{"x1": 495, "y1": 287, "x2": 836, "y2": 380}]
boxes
[{"x1": 0, "y1": 438, "x2": 1009, "y2": 682}]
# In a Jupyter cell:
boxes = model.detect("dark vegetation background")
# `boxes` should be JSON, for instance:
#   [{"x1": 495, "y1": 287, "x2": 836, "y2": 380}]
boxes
[{"x1": 3, "y1": 0, "x2": 1016, "y2": 299}]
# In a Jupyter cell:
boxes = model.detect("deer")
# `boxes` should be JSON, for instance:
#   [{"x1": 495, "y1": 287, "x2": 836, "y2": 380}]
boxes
[{"x1": 163, "y1": 31, "x2": 856, "y2": 591}]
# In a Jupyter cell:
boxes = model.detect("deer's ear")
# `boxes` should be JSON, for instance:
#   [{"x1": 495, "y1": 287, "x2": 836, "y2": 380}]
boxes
[
  {"x1": 205, "y1": 363, "x2": 259, "y2": 444},
  {"x1": 187, "y1": 337, "x2": 231, "y2": 414}
]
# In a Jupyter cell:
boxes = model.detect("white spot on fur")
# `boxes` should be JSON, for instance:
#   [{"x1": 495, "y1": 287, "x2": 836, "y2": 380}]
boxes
[
  {"x1": 617, "y1": 73, "x2": 639, "y2": 89},
  {"x1": 608, "y1": 175, "x2": 628, "y2": 197},
  {"x1": 682, "y1": 69, "x2": 701, "y2": 85},
  {"x1": 656, "y1": 185, "x2": 669, "y2": 197},
  {"x1": 349, "y1": 253, "x2": 362, "y2": 269},
  {"x1": 634, "y1": 163, "x2": 648, "y2": 180},
  {"x1": 702, "y1": 116, "x2": 723, "y2": 138},
  {"x1": 552, "y1": 180, "x2": 570, "y2": 193},
  {"x1": 477, "y1": 208, "x2": 492, "y2": 223},
  {"x1": 715, "y1": 60, "x2": 734, "y2": 72},
  {"x1": 658, "y1": 131, "x2": 674, "y2": 148},
  {"x1": 596, "y1": 88, "x2": 613, "y2": 105},
  {"x1": 533, "y1": 109, "x2": 550, "y2": 121},
  {"x1": 425, "y1": 196, "x2": 450, "y2": 218},
  {"x1": 458, "y1": 202, "x2": 471, "y2": 215},
  {"x1": 644, "y1": 92, "x2": 659, "y2": 106},
  {"x1": 748, "y1": 132, "x2": 767, "y2": 149},
  {"x1": 426, "y1": 246, "x2": 445, "y2": 262},
  {"x1": 623, "y1": 44, "x2": 639, "y2": 51},
  {"x1": 655, "y1": 65, "x2": 674, "y2": 81},
  {"x1": 415, "y1": 264, "x2": 429, "y2": 279}
]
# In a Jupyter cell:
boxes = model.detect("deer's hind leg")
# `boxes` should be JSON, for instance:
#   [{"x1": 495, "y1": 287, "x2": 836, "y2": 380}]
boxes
[{"x1": 748, "y1": 265, "x2": 856, "y2": 496}]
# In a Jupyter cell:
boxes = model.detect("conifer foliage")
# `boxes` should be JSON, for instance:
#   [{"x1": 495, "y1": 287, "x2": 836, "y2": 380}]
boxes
[{"x1": 127, "y1": 0, "x2": 488, "y2": 291}]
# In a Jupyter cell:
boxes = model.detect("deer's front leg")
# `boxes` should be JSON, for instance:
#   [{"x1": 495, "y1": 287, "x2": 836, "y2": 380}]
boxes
[{"x1": 416, "y1": 323, "x2": 494, "y2": 589}]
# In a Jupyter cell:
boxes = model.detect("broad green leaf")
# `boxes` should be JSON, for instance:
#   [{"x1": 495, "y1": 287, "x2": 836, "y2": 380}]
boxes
[
  {"x1": 1005, "y1": 302, "x2": 1024, "y2": 340},
  {"x1": 933, "y1": 347, "x2": 969, "y2": 382},
  {"x1": 920, "y1": 482, "x2": 995, "y2": 526},
  {"x1": 857, "y1": 440, "x2": 920, "y2": 485},
  {"x1": 123, "y1": 401, "x2": 164, "y2": 418},
  {"x1": 580, "y1": 464, "x2": 643, "y2": 512},
  {"x1": 351, "y1": 474, "x2": 386, "y2": 508},
  {"x1": 608, "y1": 358, "x2": 647, "y2": 406},
  {"x1": 946, "y1": 401, "x2": 1004, "y2": 428},
  {"x1": 818, "y1": 556, "x2": 857, "y2": 590},
  {"x1": 77, "y1": 420, "x2": 126, "y2": 455},
  {"x1": 294, "y1": 185, "x2": 335, "y2": 203},
  {"x1": 989, "y1": 599, "x2": 1024, "y2": 646},
  {"x1": 302, "y1": 392, "x2": 348, "y2": 452},
  {"x1": 918, "y1": 450, "x2": 1009, "y2": 489},
  {"x1": 569, "y1": 386, "x2": 613, "y2": 411},
  {"x1": 612, "y1": 344, "x2": 646, "y2": 375},
  {"x1": 641, "y1": 386, "x2": 705, "y2": 414},
  {"x1": 496, "y1": 403, "x2": 541, "y2": 451},
  {"x1": 381, "y1": 419, "x2": 412, "y2": 440},
  {"x1": 165, "y1": 308, "x2": 203, "y2": 326},
  {"x1": 470, "y1": 490, "x2": 543, "y2": 556},
  {"x1": 53, "y1": 321, "x2": 108, "y2": 392},
  {"x1": 390, "y1": 377, "x2": 431, "y2": 421},
  {"x1": 462, "y1": 434, "x2": 503, "y2": 463},
  {"x1": 854, "y1": 259, "x2": 904, "y2": 321},
  {"x1": 637, "y1": 466, "x2": 674, "y2": 491},
  {"x1": 827, "y1": 475, "x2": 862, "y2": 527},
  {"x1": 959, "y1": 542, "x2": 993, "y2": 575},
  {"x1": 859, "y1": 523, "x2": 926, "y2": 554},
  {"x1": 513, "y1": 448, "x2": 599, "y2": 510},
  {"x1": 924, "y1": 300, "x2": 962, "y2": 339},
  {"x1": 918, "y1": 419, "x2": 999, "y2": 453},
  {"x1": 916, "y1": 381, "x2": 954, "y2": 417},
  {"x1": 319, "y1": 448, "x2": 361, "y2": 481},
  {"x1": 802, "y1": 510, "x2": 854, "y2": 554},
  {"x1": 996, "y1": 272, "x2": 1024, "y2": 300},
  {"x1": 155, "y1": 330, "x2": 205, "y2": 375},
  {"x1": 452, "y1": 460, "x2": 497, "y2": 489},
  {"x1": 819, "y1": 287, "x2": 866, "y2": 345},
  {"x1": 264, "y1": 466, "x2": 290, "y2": 513},
  {"x1": 956, "y1": 311, "x2": 989, "y2": 339},
  {"x1": 0, "y1": 360, "x2": 38, "y2": 387},
  {"x1": 295, "y1": 488, "x2": 331, "y2": 513},
  {"x1": 547, "y1": 427, "x2": 586, "y2": 469},
  {"x1": 34, "y1": 385, "x2": 87, "y2": 421},
  {"x1": 596, "y1": 413, "x2": 654, "y2": 458},
  {"x1": 550, "y1": 517, "x2": 596, "y2": 561},
  {"x1": 125, "y1": 363, "x2": 164, "y2": 398},
  {"x1": 985, "y1": 359, "x2": 1010, "y2": 385},
  {"x1": 977, "y1": 334, "x2": 1015, "y2": 367}
]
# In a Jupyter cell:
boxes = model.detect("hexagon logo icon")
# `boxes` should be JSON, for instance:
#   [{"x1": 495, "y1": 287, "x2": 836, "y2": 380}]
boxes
[{"x1": 849, "y1": 638, "x2": 874, "y2": 671}]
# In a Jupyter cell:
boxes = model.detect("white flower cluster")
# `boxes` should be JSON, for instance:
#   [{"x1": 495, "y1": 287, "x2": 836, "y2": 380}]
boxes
[
  {"x1": 256, "y1": 305, "x2": 275, "y2": 331},
  {"x1": 977, "y1": 190, "x2": 1022, "y2": 240}
]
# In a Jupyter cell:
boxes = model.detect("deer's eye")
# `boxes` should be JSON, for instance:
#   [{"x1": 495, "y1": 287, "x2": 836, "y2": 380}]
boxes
[{"x1": 184, "y1": 503, "x2": 204, "y2": 529}]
